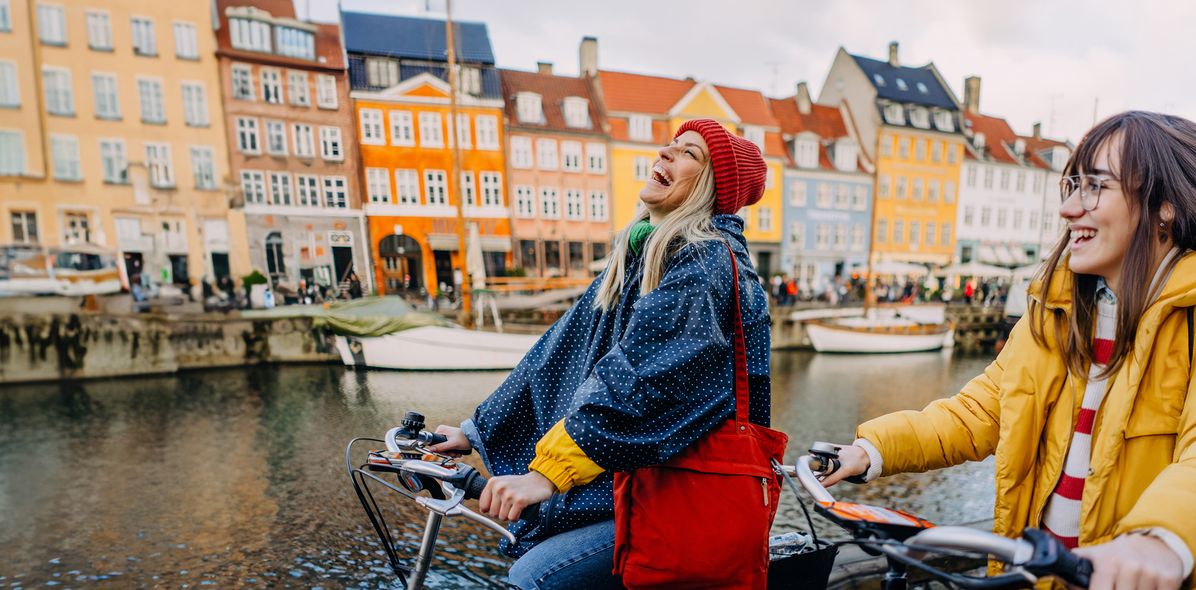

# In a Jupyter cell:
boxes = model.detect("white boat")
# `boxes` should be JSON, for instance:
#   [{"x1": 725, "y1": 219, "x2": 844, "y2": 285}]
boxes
[
  {"x1": 806, "y1": 318, "x2": 955, "y2": 354},
  {"x1": 335, "y1": 325, "x2": 540, "y2": 370},
  {"x1": 0, "y1": 244, "x2": 122, "y2": 297}
]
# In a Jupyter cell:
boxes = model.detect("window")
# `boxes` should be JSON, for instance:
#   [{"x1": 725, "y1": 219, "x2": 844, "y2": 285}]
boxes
[
  {"x1": 145, "y1": 142, "x2": 173, "y2": 187},
  {"x1": 835, "y1": 224, "x2": 849, "y2": 248},
  {"x1": 586, "y1": 143, "x2": 606, "y2": 173},
  {"x1": 296, "y1": 175, "x2": 319, "y2": 206},
  {"x1": 1, "y1": 0, "x2": 11, "y2": 31},
  {"x1": 980, "y1": 207, "x2": 992, "y2": 226},
  {"x1": 833, "y1": 140, "x2": 858, "y2": 171},
  {"x1": 86, "y1": 11, "x2": 112, "y2": 50},
  {"x1": 181, "y1": 82, "x2": 208, "y2": 126},
  {"x1": 236, "y1": 118, "x2": 259, "y2": 154},
  {"x1": 62, "y1": 212, "x2": 89, "y2": 244},
  {"x1": 795, "y1": 138, "x2": 818, "y2": 168},
  {"x1": 275, "y1": 26, "x2": 314, "y2": 60},
  {"x1": 365, "y1": 168, "x2": 390, "y2": 203},
  {"x1": 287, "y1": 71, "x2": 309, "y2": 106},
  {"x1": 816, "y1": 183, "x2": 832, "y2": 208},
  {"x1": 789, "y1": 181, "x2": 807, "y2": 206},
  {"x1": 241, "y1": 170, "x2": 266, "y2": 204},
  {"x1": 926, "y1": 222, "x2": 935, "y2": 245},
  {"x1": 1033, "y1": 172, "x2": 1044, "y2": 194},
  {"x1": 42, "y1": 67, "x2": 73, "y2": 115},
  {"x1": 1016, "y1": 171, "x2": 1027, "y2": 192},
  {"x1": 395, "y1": 169, "x2": 419, "y2": 204},
  {"x1": 424, "y1": 170, "x2": 447, "y2": 205},
  {"x1": 836, "y1": 184, "x2": 850, "y2": 208},
  {"x1": 131, "y1": 17, "x2": 156, "y2": 56},
  {"x1": 261, "y1": 69, "x2": 282, "y2": 104},
  {"x1": 459, "y1": 171, "x2": 476, "y2": 206},
  {"x1": 98, "y1": 139, "x2": 125, "y2": 182},
  {"x1": 229, "y1": 17, "x2": 270, "y2": 52},
  {"x1": 515, "y1": 185, "x2": 535, "y2": 218},
  {"x1": 418, "y1": 112, "x2": 443, "y2": 147},
  {"x1": 1029, "y1": 210, "x2": 1040, "y2": 231},
  {"x1": 451, "y1": 113, "x2": 471, "y2": 148},
  {"x1": 917, "y1": 82, "x2": 928, "y2": 94},
  {"x1": 909, "y1": 107, "x2": 930, "y2": 129},
  {"x1": 11, "y1": 211, "x2": 37, "y2": 243},
  {"x1": 983, "y1": 167, "x2": 994, "y2": 189},
  {"x1": 935, "y1": 111, "x2": 955, "y2": 132},
  {"x1": 536, "y1": 138, "x2": 558, "y2": 170},
  {"x1": 50, "y1": 134, "x2": 80, "y2": 180},
  {"x1": 516, "y1": 92, "x2": 542, "y2": 124},
  {"x1": 895, "y1": 78, "x2": 908, "y2": 91},
  {"x1": 853, "y1": 186, "x2": 867, "y2": 210},
  {"x1": 540, "y1": 187, "x2": 560, "y2": 219},
  {"x1": 0, "y1": 62, "x2": 17, "y2": 107},
  {"x1": 190, "y1": 146, "x2": 216, "y2": 189},
  {"x1": 480, "y1": 172, "x2": 502, "y2": 207},
  {"x1": 232, "y1": 65, "x2": 254, "y2": 100},
  {"x1": 265, "y1": 120, "x2": 286, "y2": 155},
  {"x1": 389, "y1": 110, "x2": 415, "y2": 146},
  {"x1": 510, "y1": 137, "x2": 533, "y2": 168},
  {"x1": 316, "y1": 75, "x2": 337, "y2": 108},
  {"x1": 292, "y1": 123, "x2": 314, "y2": 157},
  {"x1": 852, "y1": 224, "x2": 866, "y2": 251},
  {"x1": 322, "y1": 176, "x2": 347, "y2": 208},
  {"x1": 893, "y1": 220, "x2": 904, "y2": 243},
  {"x1": 896, "y1": 176, "x2": 907, "y2": 199},
  {"x1": 319, "y1": 126, "x2": 342, "y2": 160},
  {"x1": 815, "y1": 224, "x2": 830, "y2": 249},
  {"x1": 883, "y1": 103, "x2": 904, "y2": 125},
  {"x1": 629, "y1": 115, "x2": 652, "y2": 141},
  {"x1": 876, "y1": 220, "x2": 887, "y2": 243},
  {"x1": 634, "y1": 156, "x2": 650, "y2": 181},
  {"x1": 787, "y1": 222, "x2": 803, "y2": 247},
  {"x1": 878, "y1": 175, "x2": 890, "y2": 198},
  {"x1": 173, "y1": 22, "x2": 197, "y2": 59},
  {"x1": 944, "y1": 181, "x2": 955, "y2": 203},
  {"x1": 266, "y1": 172, "x2": 291, "y2": 205},
  {"x1": 744, "y1": 126, "x2": 765, "y2": 150},
  {"x1": 561, "y1": 141, "x2": 582, "y2": 172},
  {"x1": 997, "y1": 208, "x2": 1008, "y2": 228},
  {"x1": 940, "y1": 223, "x2": 951, "y2": 246},
  {"x1": 264, "y1": 232, "x2": 284, "y2": 276},
  {"x1": 365, "y1": 57, "x2": 398, "y2": 88},
  {"x1": 758, "y1": 207, "x2": 772, "y2": 231},
  {"x1": 912, "y1": 178, "x2": 923, "y2": 200},
  {"x1": 914, "y1": 139, "x2": 926, "y2": 161},
  {"x1": 476, "y1": 115, "x2": 499, "y2": 150},
  {"x1": 89, "y1": 73, "x2": 121, "y2": 120},
  {"x1": 359, "y1": 109, "x2": 384, "y2": 145},
  {"x1": 879, "y1": 135, "x2": 893, "y2": 157},
  {"x1": 457, "y1": 65, "x2": 481, "y2": 95},
  {"x1": 965, "y1": 166, "x2": 977, "y2": 188},
  {"x1": 1013, "y1": 210, "x2": 1024, "y2": 229},
  {"x1": 897, "y1": 137, "x2": 910, "y2": 159},
  {"x1": 928, "y1": 180, "x2": 939, "y2": 202},
  {"x1": 999, "y1": 169, "x2": 1010, "y2": 191},
  {"x1": 37, "y1": 4, "x2": 66, "y2": 44},
  {"x1": 964, "y1": 206, "x2": 976, "y2": 226},
  {"x1": 137, "y1": 78, "x2": 164, "y2": 123},
  {"x1": 565, "y1": 190, "x2": 584, "y2": 220},
  {"x1": 589, "y1": 191, "x2": 608, "y2": 221},
  {"x1": 947, "y1": 144, "x2": 958, "y2": 164},
  {"x1": 563, "y1": 97, "x2": 590, "y2": 128}
]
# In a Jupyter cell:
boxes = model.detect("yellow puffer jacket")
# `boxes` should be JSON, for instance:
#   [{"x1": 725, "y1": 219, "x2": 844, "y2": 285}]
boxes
[{"x1": 857, "y1": 252, "x2": 1196, "y2": 581}]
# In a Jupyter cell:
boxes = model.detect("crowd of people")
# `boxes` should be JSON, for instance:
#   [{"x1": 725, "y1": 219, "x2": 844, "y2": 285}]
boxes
[{"x1": 767, "y1": 272, "x2": 1013, "y2": 307}]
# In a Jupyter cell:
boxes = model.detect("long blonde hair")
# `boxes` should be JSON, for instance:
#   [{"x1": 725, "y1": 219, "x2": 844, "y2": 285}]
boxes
[{"x1": 594, "y1": 161, "x2": 720, "y2": 311}]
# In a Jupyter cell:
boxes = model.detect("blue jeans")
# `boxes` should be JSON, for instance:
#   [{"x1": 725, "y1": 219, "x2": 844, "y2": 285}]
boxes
[{"x1": 507, "y1": 519, "x2": 623, "y2": 590}]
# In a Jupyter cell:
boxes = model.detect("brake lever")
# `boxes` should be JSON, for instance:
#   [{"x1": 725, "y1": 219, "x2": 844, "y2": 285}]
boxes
[{"x1": 416, "y1": 482, "x2": 517, "y2": 544}]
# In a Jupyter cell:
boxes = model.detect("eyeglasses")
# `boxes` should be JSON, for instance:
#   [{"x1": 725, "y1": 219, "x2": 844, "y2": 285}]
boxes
[{"x1": 1059, "y1": 175, "x2": 1113, "y2": 212}]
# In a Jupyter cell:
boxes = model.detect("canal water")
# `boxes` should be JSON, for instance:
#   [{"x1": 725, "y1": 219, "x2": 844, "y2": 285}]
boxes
[{"x1": 0, "y1": 351, "x2": 997, "y2": 589}]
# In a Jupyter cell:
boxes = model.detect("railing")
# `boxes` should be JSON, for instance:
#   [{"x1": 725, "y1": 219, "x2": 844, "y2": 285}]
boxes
[{"x1": 479, "y1": 276, "x2": 592, "y2": 294}]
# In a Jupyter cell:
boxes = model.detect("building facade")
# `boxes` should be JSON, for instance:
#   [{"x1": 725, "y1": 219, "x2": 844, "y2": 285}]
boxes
[
  {"x1": 770, "y1": 83, "x2": 873, "y2": 292},
  {"x1": 215, "y1": 0, "x2": 369, "y2": 295},
  {"x1": 1, "y1": 0, "x2": 249, "y2": 290},
  {"x1": 1019, "y1": 123, "x2": 1072, "y2": 257},
  {"x1": 819, "y1": 43, "x2": 965, "y2": 267},
  {"x1": 344, "y1": 12, "x2": 508, "y2": 297},
  {"x1": 500, "y1": 63, "x2": 612, "y2": 277}
]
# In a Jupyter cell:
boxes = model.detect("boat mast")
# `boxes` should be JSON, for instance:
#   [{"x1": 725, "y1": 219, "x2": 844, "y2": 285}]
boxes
[
  {"x1": 445, "y1": 0, "x2": 472, "y2": 323},
  {"x1": 864, "y1": 149, "x2": 880, "y2": 317}
]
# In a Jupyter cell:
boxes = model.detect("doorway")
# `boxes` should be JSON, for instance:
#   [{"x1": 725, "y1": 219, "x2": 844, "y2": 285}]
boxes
[
  {"x1": 378, "y1": 235, "x2": 423, "y2": 294},
  {"x1": 332, "y1": 246, "x2": 354, "y2": 286},
  {"x1": 433, "y1": 250, "x2": 454, "y2": 294},
  {"x1": 123, "y1": 252, "x2": 143, "y2": 287}
]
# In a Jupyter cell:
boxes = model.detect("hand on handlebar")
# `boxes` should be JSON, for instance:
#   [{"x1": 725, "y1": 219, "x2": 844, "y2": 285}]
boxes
[
  {"x1": 1073, "y1": 534, "x2": 1184, "y2": 590},
  {"x1": 480, "y1": 471, "x2": 555, "y2": 522},
  {"x1": 818, "y1": 443, "x2": 870, "y2": 487},
  {"x1": 428, "y1": 425, "x2": 472, "y2": 456}
]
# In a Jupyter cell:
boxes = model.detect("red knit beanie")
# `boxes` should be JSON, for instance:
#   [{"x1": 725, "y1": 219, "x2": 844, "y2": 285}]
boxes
[{"x1": 674, "y1": 119, "x2": 767, "y2": 215}]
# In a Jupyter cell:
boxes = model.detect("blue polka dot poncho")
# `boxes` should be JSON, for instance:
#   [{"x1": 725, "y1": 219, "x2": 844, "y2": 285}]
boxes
[{"x1": 462, "y1": 214, "x2": 772, "y2": 557}]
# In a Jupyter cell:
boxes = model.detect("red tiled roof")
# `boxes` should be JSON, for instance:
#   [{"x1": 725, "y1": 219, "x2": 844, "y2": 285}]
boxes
[
  {"x1": 768, "y1": 97, "x2": 847, "y2": 139},
  {"x1": 214, "y1": 0, "x2": 345, "y2": 71},
  {"x1": 598, "y1": 70, "x2": 694, "y2": 114},
  {"x1": 1019, "y1": 133, "x2": 1071, "y2": 169},
  {"x1": 963, "y1": 112, "x2": 1053, "y2": 168},
  {"x1": 714, "y1": 84, "x2": 777, "y2": 127},
  {"x1": 499, "y1": 69, "x2": 606, "y2": 136}
]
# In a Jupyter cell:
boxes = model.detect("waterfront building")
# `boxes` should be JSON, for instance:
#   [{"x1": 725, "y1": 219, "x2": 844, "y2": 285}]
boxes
[
  {"x1": 0, "y1": 0, "x2": 249, "y2": 290},
  {"x1": 1018, "y1": 122, "x2": 1073, "y2": 258},
  {"x1": 818, "y1": 42, "x2": 966, "y2": 267},
  {"x1": 343, "y1": 12, "x2": 508, "y2": 297},
  {"x1": 499, "y1": 61, "x2": 613, "y2": 277},
  {"x1": 769, "y1": 82, "x2": 873, "y2": 293},
  {"x1": 585, "y1": 38, "x2": 785, "y2": 276},
  {"x1": 215, "y1": 0, "x2": 369, "y2": 295}
]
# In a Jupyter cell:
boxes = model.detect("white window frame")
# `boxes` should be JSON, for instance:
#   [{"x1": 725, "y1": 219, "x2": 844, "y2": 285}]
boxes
[
  {"x1": 319, "y1": 126, "x2": 342, "y2": 161},
  {"x1": 514, "y1": 185, "x2": 535, "y2": 218},
  {"x1": 131, "y1": 16, "x2": 157, "y2": 56},
  {"x1": 287, "y1": 70, "x2": 309, "y2": 106},
  {"x1": 42, "y1": 66, "x2": 74, "y2": 116},
  {"x1": 260, "y1": 68, "x2": 282, "y2": 104},
  {"x1": 98, "y1": 138, "x2": 126, "y2": 183},
  {"x1": 540, "y1": 187, "x2": 561, "y2": 219},
  {"x1": 0, "y1": 61, "x2": 18, "y2": 107},
  {"x1": 144, "y1": 142, "x2": 174, "y2": 188},
  {"x1": 86, "y1": 10, "x2": 112, "y2": 50},
  {"x1": 460, "y1": 171, "x2": 476, "y2": 206},
  {"x1": 510, "y1": 136, "x2": 533, "y2": 169},
  {"x1": 418, "y1": 112, "x2": 443, "y2": 147},
  {"x1": 475, "y1": 115, "x2": 499, "y2": 150},
  {"x1": 743, "y1": 126, "x2": 765, "y2": 151},
  {"x1": 757, "y1": 206, "x2": 772, "y2": 232},
  {"x1": 316, "y1": 74, "x2": 337, "y2": 109},
  {"x1": 236, "y1": 117, "x2": 260, "y2": 154},
  {"x1": 173, "y1": 21, "x2": 198, "y2": 59},
  {"x1": 359, "y1": 109, "x2": 385, "y2": 145},
  {"x1": 424, "y1": 170, "x2": 447, "y2": 205},
  {"x1": 265, "y1": 119, "x2": 287, "y2": 155},
  {"x1": 296, "y1": 174, "x2": 320, "y2": 206},
  {"x1": 789, "y1": 181, "x2": 807, "y2": 206},
  {"x1": 189, "y1": 145, "x2": 216, "y2": 190},
  {"x1": 450, "y1": 113, "x2": 471, "y2": 148},
  {"x1": 0, "y1": 0, "x2": 9, "y2": 32},
  {"x1": 561, "y1": 141, "x2": 582, "y2": 172},
  {"x1": 565, "y1": 189, "x2": 585, "y2": 220},
  {"x1": 634, "y1": 156, "x2": 650, "y2": 181},
  {"x1": 480, "y1": 172, "x2": 502, "y2": 207},
  {"x1": 629, "y1": 115, "x2": 652, "y2": 142},
  {"x1": 269, "y1": 171, "x2": 293, "y2": 205},
  {"x1": 586, "y1": 143, "x2": 606, "y2": 173},
  {"x1": 322, "y1": 176, "x2": 347, "y2": 208},
  {"x1": 231, "y1": 64, "x2": 254, "y2": 101},
  {"x1": 389, "y1": 110, "x2": 415, "y2": 146},
  {"x1": 241, "y1": 169, "x2": 266, "y2": 204},
  {"x1": 37, "y1": 4, "x2": 66, "y2": 45},
  {"x1": 536, "y1": 138, "x2": 558, "y2": 170},
  {"x1": 10, "y1": 210, "x2": 38, "y2": 244},
  {"x1": 589, "y1": 191, "x2": 608, "y2": 221},
  {"x1": 563, "y1": 96, "x2": 590, "y2": 128},
  {"x1": 181, "y1": 81, "x2": 208, "y2": 126},
  {"x1": 292, "y1": 123, "x2": 314, "y2": 158},
  {"x1": 395, "y1": 169, "x2": 420, "y2": 205},
  {"x1": 137, "y1": 77, "x2": 165, "y2": 123},
  {"x1": 50, "y1": 134, "x2": 81, "y2": 180},
  {"x1": 795, "y1": 138, "x2": 818, "y2": 169},
  {"x1": 853, "y1": 186, "x2": 867, "y2": 211},
  {"x1": 516, "y1": 92, "x2": 542, "y2": 124}
]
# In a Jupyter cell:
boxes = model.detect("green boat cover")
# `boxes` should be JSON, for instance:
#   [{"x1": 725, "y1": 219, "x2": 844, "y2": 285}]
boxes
[{"x1": 241, "y1": 296, "x2": 451, "y2": 337}]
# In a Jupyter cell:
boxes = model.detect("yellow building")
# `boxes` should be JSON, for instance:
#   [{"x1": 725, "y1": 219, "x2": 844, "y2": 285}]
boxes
[
  {"x1": 818, "y1": 43, "x2": 965, "y2": 265},
  {"x1": 592, "y1": 62, "x2": 786, "y2": 276},
  {"x1": 0, "y1": 0, "x2": 248, "y2": 290}
]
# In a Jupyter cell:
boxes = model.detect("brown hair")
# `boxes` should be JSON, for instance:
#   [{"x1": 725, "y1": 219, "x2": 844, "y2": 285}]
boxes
[{"x1": 1030, "y1": 111, "x2": 1196, "y2": 378}]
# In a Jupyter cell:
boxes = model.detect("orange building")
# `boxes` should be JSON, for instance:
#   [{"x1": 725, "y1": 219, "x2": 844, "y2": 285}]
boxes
[{"x1": 343, "y1": 12, "x2": 508, "y2": 297}]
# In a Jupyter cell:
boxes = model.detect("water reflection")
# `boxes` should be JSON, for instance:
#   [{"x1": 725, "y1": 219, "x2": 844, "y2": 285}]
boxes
[{"x1": 0, "y1": 352, "x2": 998, "y2": 588}]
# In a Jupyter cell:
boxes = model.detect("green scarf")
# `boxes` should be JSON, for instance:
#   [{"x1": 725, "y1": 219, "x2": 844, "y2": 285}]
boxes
[{"x1": 628, "y1": 220, "x2": 654, "y2": 256}]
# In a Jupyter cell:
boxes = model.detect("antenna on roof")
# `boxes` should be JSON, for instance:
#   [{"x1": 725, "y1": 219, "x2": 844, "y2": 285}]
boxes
[{"x1": 765, "y1": 61, "x2": 782, "y2": 97}]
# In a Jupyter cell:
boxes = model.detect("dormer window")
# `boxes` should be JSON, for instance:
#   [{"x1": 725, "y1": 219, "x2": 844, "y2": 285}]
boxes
[
  {"x1": 883, "y1": 103, "x2": 904, "y2": 125},
  {"x1": 275, "y1": 26, "x2": 314, "y2": 60},
  {"x1": 873, "y1": 74, "x2": 885, "y2": 87},
  {"x1": 916, "y1": 82, "x2": 928, "y2": 94},
  {"x1": 562, "y1": 96, "x2": 590, "y2": 128},
  {"x1": 457, "y1": 65, "x2": 481, "y2": 95},
  {"x1": 794, "y1": 135, "x2": 819, "y2": 169},
  {"x1": 229, "y1": 17, "x2": 272, "y2": 53},
  {"x1": 743, "y1": 126, "x2": 765, "y2": 151},
  {"x1": 974, "y1": 132, "x2": 986, "y2": 152},
  {"x1": 833, "y1": 139, "x2": 858, "y2": 172},
  {"x1": 1013, "y1": 138, "x2": 1026, "y2": 158},
  {"x1": 934, "y1": 110, "x2": 954, "y2": 132},
  {"x1": 629, "y1": 115, "x2": 653, "y2": 142},
  {"x1": 516, "y1": 92, "x2": 543, "y2": 124},
  {"x1": 896, "y1": 78, "x2": 908, "y2": 91},
  {"x1": 909, "y1": 107, "x2": 930, "y2": 129}
]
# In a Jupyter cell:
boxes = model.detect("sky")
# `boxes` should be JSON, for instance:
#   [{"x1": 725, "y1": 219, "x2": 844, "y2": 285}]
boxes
[{"x1": 304, "y1": 0, "x2": 1196, "y2": 145}]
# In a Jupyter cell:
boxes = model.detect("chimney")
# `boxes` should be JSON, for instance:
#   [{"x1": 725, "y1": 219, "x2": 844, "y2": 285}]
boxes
[
  {"x1": 1032, "y1": 121, "x2": 1042, "y2": 140},
  {"x1": 795, "y1": 81, "x2": 812, "y2": 115},
  {"x1": 579, "y1": 36, "x2": 598, "y2": 77},
  {"x1": 537, "y1": 61, "x2": 553, "y2": 76},
  {"x1": 888, "y1": 41, "x2": 899, "y2": 67},
  {"x1": 963, "y1": 76, "x2": 981, "y2": 113}
]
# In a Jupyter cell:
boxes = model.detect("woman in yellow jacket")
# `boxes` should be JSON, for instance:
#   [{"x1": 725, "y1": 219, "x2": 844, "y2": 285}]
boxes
[{"x1": 827, "y1": 111, "x2": 1196, "y2": 590}]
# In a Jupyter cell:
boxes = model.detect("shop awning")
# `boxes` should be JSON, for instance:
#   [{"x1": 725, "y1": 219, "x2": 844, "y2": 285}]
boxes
[{"x1": 427, "y1": 234, "x2": 512, "y2": 252}]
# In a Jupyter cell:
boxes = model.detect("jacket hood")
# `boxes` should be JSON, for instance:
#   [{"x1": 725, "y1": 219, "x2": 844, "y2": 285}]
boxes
[{"x1": 1029, "y1": 250, "x2": 1196, "y2": 315}]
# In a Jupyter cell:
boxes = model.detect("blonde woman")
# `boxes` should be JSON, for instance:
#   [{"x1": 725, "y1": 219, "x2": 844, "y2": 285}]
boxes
[{"x1": 432, "y1": 119, "x2": 772, "y2": 589}]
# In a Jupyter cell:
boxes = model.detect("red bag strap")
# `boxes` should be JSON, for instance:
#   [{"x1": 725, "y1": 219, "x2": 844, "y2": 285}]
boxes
[{"x1": 722, "y1": 241, "x2": 750, "y2": 429}]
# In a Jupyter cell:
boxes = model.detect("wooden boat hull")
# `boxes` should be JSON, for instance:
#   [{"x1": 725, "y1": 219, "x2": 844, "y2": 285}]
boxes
[
  {"x1": 806, "y1": 320, "x2": 954, "y2": 354},
  {"x1": 334, "y1": 326, "x2": 540, "y2": 370}
]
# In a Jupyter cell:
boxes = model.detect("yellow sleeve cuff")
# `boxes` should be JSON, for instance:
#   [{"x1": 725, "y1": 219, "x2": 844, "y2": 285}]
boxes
[{"x1": 529, "y1": 419, "x2": 605, "y2": 493}]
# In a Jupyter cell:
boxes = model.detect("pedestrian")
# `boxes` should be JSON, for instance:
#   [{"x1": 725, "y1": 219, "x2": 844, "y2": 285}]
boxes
[
  {"x1": 430, "y1": 119, "x2": 783, "y2": 588},
  {"x1": 347, "y1": 271, "x2": 363, "y2": 299},
  {"x1": 964, "y1": 278, "x2": 975, "y2": 303},
  {"x1": 823, "y1": 111, "x2": 1196, "y2": 590}
]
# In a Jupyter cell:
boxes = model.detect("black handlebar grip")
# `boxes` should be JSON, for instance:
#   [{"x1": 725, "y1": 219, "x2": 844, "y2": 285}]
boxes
[
  {"x1": 1021, "y1": 528, "x2": 1093, "y2": 588},
  {"x1": 427, "y1": 432, "x2": 448, "y2": 445},
  {"x1": 1057, "y1": 552, "x2": 1093, "y2": 588},
  {"x1": 461, "y1": 471, "x2": 542, "y2": 522}
]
